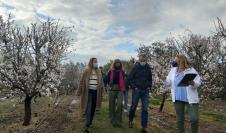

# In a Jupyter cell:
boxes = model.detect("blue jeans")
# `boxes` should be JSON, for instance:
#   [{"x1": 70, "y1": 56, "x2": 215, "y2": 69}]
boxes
[
  {"x1": 129, "y1": 88, "x2": 149, "y2": 128},
  {"x1": 123, "y1": 90, "x2": 128, "y2": 110}
]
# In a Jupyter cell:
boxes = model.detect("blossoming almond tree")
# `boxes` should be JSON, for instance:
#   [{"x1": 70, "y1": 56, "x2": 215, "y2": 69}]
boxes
[
  {"x1": 138, "y1": 19, "x2": 226, "y2": 110},
  {"x1": 215, "y1": 17, "x2": 226, "y2": 99},
  {"x1": 0, "y1": 16, "x2": 71, "y2": 125}
]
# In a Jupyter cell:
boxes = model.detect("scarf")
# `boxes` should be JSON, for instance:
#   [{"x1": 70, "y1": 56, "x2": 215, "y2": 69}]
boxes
[{"x1": 110, "y1": 70, "x2": 125, "y2": 92}]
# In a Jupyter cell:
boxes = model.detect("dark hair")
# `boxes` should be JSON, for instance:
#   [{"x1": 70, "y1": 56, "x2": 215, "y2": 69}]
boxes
[{"x1": 111, "y1": 59, "x2": 123, "y2": 70}]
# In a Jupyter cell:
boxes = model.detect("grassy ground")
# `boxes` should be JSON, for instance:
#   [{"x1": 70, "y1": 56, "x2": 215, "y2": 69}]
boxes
[
  {"x1": 1, "y1": 95, "x2": 226, "y2": 133},
  {"x1": 0, "y1": 97, "x2": 49, "y2": 114},
  {"x1": 0, "y1": 98, "x2": 21, "y2": 113},
  {"x1": 199, "y1": 105, "x2": 226, "y2": 127},
  {"x1": 79, "y1": 95, "x2": 142, "y2": 133},
  {"x1": 0, "y1": 97, "x2": 52, "y2": 133},
  {"x1": 151, "y1": 95, "x2": 226, "y2": 123},
  {"x1": 75, "y1": 94, "x2": 162, "y2": 133}
]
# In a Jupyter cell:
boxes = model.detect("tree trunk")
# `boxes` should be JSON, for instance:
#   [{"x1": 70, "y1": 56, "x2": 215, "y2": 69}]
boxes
[
  {"x1": 159, "y1": 92, "x2": 167, "y2": 112},
  {"x1": 23, "y1": 94, "x2": 32, "y2": 126}
]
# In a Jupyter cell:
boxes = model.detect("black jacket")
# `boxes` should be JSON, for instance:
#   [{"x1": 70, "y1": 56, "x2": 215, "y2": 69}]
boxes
[{"x1": 127, "y1": 62, "x2": 152, "y2": 90}]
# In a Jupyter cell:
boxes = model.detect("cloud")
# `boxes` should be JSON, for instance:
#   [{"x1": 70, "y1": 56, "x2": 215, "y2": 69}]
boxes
[{"x1": 1, "y1": 0, "x2": 226, "y2": 65}]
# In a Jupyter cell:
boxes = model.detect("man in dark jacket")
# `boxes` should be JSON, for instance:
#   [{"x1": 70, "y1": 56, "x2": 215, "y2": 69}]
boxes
[{"x1": 127, "y1": 53, "x2": 152, "y2": 133}]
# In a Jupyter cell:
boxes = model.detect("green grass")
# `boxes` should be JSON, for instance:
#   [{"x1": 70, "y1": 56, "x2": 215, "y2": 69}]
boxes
[
  {"x1": 150, "y1": 96, "x2": 161, "y2": 106},
  {"x1": 200, "y1": 110, "x2": 226, "y2": 126},
  {"x1": 76, "y1": 95, "x2": 163, "y2": 132},
  {"x1": 151, "y1": 96, "x2": 226, "y2": 127},
  {"x1": 0, "y1": 96, "x2": 50, "y2": 114},
  {"x1": 0, "y1": 98, "x2": 22, "y2": 113}
]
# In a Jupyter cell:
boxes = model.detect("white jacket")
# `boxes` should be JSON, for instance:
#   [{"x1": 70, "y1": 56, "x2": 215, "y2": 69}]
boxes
[{"x1": 165, "y1": 67, "x2": 202, "y2": 104}]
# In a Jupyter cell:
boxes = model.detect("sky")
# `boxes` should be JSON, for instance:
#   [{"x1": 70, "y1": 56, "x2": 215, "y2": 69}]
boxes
[{"x1": 0, "y1": 0, "x2": 226, "y2": 66}]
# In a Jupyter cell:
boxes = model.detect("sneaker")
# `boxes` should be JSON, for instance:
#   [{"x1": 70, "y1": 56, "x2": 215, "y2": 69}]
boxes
[
  {"x1": 129, "y1": 121, "x2": 133, "y2": 128},
  {"x1": 116, "y1": 123, "x2": 122, "y2": 128},
  {"x1": 84, "y1": 127, "x2": 90, "y2": 133},
  {"x1": 124, "y1": 109, "x2": 128, "y2": 113}
]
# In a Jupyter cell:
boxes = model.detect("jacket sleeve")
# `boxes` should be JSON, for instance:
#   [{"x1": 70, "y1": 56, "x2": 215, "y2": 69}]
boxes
[
  {"x1": 164, "y1": 68, "x2": 173, "y2": 86},
  {"x1": 125, "y1": 77, "x2": 129, "y2": 90},
  {"x1": 103, "y1": 73, "x2": 108, "y2": 86},
  {"x1": 127, "y1": 65, "x2": 137, "y2": 89},
  {"x1": 107, "y1": 71, "x2": 111, "y2": 85},
  {"x1": 76, "y1": 70, "x2": 86, "y2": 96},
  {"x1": 191, "y1": 69, "x2": 202, "y2": 89},
  {"x1": 148, "y1": 67, "x2": 153, "y2": 89}
]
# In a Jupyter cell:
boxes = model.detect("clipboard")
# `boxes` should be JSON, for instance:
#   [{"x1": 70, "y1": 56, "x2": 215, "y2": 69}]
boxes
[{"x1": 177, "y1": 73, "x2": 197, "y2": 87}]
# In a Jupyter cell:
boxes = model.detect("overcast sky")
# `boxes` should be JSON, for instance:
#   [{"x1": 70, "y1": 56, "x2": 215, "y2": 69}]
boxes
[{"x1": 1, "y1": 0, "x2": 226, "y2": 65}]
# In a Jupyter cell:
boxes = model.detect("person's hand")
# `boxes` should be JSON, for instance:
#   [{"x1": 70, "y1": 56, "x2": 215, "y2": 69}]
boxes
[
  {"x1": 134, "y1": 87, "x2": 138, "y2": 90},
  {"x1": 149, "y1": 92, "x2": 151, "y2": 97},
  {"x1": 188, "y1": 81, "x2": 195, "y2": 86}
]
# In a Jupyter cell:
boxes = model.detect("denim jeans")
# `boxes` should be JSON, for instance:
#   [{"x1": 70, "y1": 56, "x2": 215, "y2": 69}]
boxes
[
  {"x1": 129, "y1": 88, "x2": 149, "y2": 128},
  {"x1": 85, "y1": 89, "x2": 97, "y2": 128},
  {"x1": 123, "y1": 90, "x2": 128, "y2": 110}
]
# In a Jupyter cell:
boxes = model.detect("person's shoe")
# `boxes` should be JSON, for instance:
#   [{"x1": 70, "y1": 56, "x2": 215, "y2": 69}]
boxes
[
  {"x1": 141, "y1": 128, "x2": 148, "y2": 133},
  {"x1": 116, "y1": 123, "x2": 122, "y2": 128},
  {"x1": 112, "y1": 123, "x2": 117, "y2": 128},
  {"x1": 129, "y1": 121, "x2": 133, "y2": 128},
  {"x1": 124, "y1": 109, "x2": 128, "y2": 113},
  {"x1": 84, "y1": 127, "x2": 91, "y2": 133}
]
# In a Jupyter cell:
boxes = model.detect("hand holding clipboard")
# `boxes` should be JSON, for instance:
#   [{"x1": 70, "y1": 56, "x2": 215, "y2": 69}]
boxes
[{"x1": 177, "y1": 73, "x2": 197, "y2": 87}]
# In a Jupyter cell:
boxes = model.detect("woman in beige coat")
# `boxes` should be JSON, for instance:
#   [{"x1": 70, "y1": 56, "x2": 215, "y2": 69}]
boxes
[{"x1": 77, "y1": 57, "x2": 104, "y2": 132}]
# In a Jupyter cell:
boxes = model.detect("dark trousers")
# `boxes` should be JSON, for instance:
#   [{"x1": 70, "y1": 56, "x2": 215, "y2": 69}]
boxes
[
  {"x1": 129, "y1": 88, "x2": 149, "y2": 128},
  {"x1": 109, "y1": 85, "x2": 123, "y2": 126},
  {"x1": 174, "y1": 101, "x2": 199, "y2": 133},
  {"x1": 85, "y1": 89, "x2": 97, "y2": 128}
]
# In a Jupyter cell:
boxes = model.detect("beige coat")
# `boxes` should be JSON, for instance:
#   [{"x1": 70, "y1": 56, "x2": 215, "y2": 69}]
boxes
[{"x1": 77, "y1": 69, "x2": 104, "y2": 114}]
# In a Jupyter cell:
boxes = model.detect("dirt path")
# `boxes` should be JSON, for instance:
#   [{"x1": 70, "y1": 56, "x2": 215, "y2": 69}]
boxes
[
  {"x1": 33, "y1": 96, "x2": 83, "y2": 133},
  {"x1": 35, "y1": 96, "x2": 226, "y2": 133},
  {"x1": 0, "y1": 95, "x2": 83, "y2": 133}
]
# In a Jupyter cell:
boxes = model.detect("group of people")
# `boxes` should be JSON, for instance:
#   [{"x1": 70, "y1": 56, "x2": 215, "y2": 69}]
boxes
[{"x1": 76, "y1": 53, "x2": 201, "y2": 133}]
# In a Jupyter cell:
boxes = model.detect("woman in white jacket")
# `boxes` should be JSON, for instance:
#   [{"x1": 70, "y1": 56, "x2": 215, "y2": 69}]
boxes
[{"x1": 160, "y1": 55, "x2": 201, "y2": 133}]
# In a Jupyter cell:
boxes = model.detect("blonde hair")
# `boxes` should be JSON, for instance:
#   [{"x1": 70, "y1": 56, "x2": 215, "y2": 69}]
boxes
[{"x1": 176, "y1": 54, "x2": 192, "y2": 68}]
